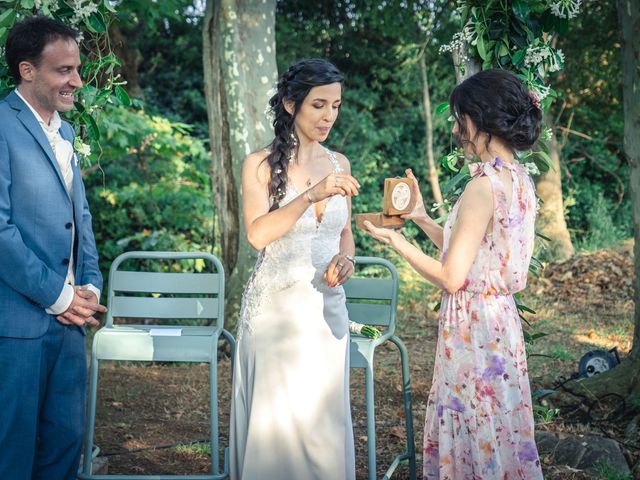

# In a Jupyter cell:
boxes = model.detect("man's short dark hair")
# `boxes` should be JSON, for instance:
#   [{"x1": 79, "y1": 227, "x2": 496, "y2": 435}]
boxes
[{"x1": 5, "y1": 16, "x2": 79, "y2": 84}]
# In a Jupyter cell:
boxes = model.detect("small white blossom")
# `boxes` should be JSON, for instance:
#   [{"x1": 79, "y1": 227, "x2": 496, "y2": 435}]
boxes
[
  {"x1": 524, "y1": 162, "x2": 540, "y2": 176},
  {"x1": 439, "y1": 25, "x2": 475, "y2": 56},
  {"x1": 74, "y1": 137, "x2": 91, "y2": 158},
  {"x1": 524, "y1": 39, "x2": 565, "y2": 75},
  {"x1": 70, "y1": 0, "x2": 99, "y2": 25},
  {"x1": 550, "y1": 0, "x2": 582, "y2": 19}
]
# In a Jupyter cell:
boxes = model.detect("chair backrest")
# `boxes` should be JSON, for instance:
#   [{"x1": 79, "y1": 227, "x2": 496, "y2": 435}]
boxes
[
  {"x1": 343, "y1": 256, "x2": 398, "y2": 334},
  {"x1": 105, "y1": 251, "x2": 225, "y2": 329}
]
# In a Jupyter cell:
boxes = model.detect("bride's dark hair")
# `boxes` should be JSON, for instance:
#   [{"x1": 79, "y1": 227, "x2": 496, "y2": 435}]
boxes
[{"x1": 265, "y1": 58, "x2": 343, "y2": 209}]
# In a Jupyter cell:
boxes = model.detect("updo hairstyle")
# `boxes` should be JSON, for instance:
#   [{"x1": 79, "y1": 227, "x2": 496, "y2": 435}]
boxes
[{"x1": 449, "y1": 69, "x2": 543, "y2": 153}]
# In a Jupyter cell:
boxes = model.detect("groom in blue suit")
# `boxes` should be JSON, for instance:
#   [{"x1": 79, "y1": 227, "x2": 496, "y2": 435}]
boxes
[{"x1": 0, "y1": 17, "x2": 107, "y2": 480}]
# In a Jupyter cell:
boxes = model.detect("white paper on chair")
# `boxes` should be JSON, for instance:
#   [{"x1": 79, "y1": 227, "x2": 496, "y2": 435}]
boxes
[{"x1": 149, "y1": 328, "x2": 182, "y2": 336}]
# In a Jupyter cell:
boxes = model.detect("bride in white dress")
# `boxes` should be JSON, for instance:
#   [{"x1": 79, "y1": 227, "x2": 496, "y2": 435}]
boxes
[{"x1": 230, "y1": 59, "x2": 359, "y2": 480}]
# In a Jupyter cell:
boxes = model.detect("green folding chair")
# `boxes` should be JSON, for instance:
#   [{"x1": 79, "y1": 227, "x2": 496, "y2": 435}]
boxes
[
  {"x1": 345, "y1": 256, "x2": 416, "y2": 480},
  {"x1": 79, "y1": 251, "x2": 234, "y2": 480}
]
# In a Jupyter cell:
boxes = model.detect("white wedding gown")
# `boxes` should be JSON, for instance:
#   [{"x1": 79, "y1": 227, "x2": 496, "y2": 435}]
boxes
[{"x1": 230, "y1": 149, "x2": 356, "y2": 480}]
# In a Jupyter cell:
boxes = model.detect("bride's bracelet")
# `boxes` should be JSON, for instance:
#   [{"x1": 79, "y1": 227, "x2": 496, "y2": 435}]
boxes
[
  {"x1": 343, "y1": 254, "x2": 356, "y2": 266},
  {"x1": 304, "y1": 190, "x2": 314, "y2": 204}
]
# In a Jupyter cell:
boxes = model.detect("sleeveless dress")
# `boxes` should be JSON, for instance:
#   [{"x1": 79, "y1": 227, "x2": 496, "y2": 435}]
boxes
[
  {"x1": 422, "y1": 158, "x2": 543, "y2": 480},
  {"x1": 230, "y1": 148, "x2": 356, "y2": 480}
]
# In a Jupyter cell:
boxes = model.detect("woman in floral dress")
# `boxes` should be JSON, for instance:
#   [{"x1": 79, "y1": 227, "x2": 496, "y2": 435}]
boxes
[{"x1": 365, "y1": 69, "x2": 544, "y2": 479}]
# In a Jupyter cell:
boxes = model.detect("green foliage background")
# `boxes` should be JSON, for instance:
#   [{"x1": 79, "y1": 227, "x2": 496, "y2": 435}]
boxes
[{"x1": 0, "y1": 0, "x2": 630, "y2": 273}]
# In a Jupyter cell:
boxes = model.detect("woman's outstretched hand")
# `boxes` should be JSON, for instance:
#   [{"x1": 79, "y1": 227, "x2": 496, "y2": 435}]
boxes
[
  {"x1": 362, "y1": 220, "x2": 404, "y2": 246},
  {"x1": 401, "y1": 168, "x2": 430, "y2": 222},
  {"x1": 307, "y1": 173, "x2": 360, "y2": 203}
]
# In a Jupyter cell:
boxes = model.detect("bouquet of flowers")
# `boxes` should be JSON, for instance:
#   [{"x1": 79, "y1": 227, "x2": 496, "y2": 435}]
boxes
[{"x1": 349, "y1": 321, "x2": 381, "y2": 339}]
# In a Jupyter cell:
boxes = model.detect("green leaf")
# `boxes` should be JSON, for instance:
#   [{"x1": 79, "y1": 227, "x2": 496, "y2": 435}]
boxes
[
  {"x1": 0, "y1": 27, "x2": 7, "y2": 46},
  {"x1": 442, "y1": 165, "x2": 470, "y2": 194},
  {"x1": 102, "y1": 0, "x2": 117, "y2": 13},
  {"x1": 516, "y1": 303, "x2": 536, "y2": 315},
  {"x1": 512, "y1": 0, "x2": 530, "y2": 22},
  {"x1": 511, "y1": 49, "x2": 526, "y2": 66},
  {"x1": 535, "y1": 232, "x2": 552, "y2": 242},
  {"x1": 115, "y1": 85, "x2": 131, "y2": 107},
  {"x1": 86, "y1": 12, "x2": 106, "y2": 33},
  {"x1": 533, "y1": 149, "x2": 556, "y2": 172},
  {"x1": 20, "y1": 0, "x2": 35, "y2": 8},
  {"x1": 0, "y1": 8, "x2": 16, "y2": 28},
  {"x1": 435, "y1": 102, "x2": 449, "y2": 115},
  {"x1": 476, "y1": 35, "x2": 487, "y2": 60},
  {"x1": 499, "y1": 41, "x2": 509, "y2": 57},
  {"x1": 81, "y1": 113, "x2": 100, "y2": 140}
]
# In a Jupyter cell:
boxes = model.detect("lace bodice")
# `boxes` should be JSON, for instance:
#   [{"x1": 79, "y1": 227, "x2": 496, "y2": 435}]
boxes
[{"x1": 239, "y1": 148, "x2": 348, "y2": 336}]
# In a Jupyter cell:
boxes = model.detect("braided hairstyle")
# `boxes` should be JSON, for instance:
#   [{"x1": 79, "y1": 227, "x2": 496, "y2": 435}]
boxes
[
  {"x1": 265, "y1": 58, "x2": 343, "y2": 209},
  {"x1": 450, "y1": 69, "x2": 543, "y2": 154}
]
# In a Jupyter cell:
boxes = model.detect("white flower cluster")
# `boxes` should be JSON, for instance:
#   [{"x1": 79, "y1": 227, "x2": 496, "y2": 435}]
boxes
[
  {"x1": 541, "y1": 127, "x2": 553, "y2": 141},
  {"x1": 532, "y1": 84, "x2": 551, "y2": 101},
  {"x1": 524, "y1": 162, "x2": 540, "y2": 176},
  {"x1": 524, "y1": 44, "x2": 565, "y2": 73},
  {"x1": 550, "y1": 0, "x2": 582, "y2": 19},
  {"x1": 438, "y1": 25, "x2": 475, "y2": 55},
  {"x1": 69, "y1": 0, "x2": 98, "y2": 25},
  {"x1": 35, "y1": 0, "x2": 57, "y2": 10},
  {"x1": 74, "y1": 137, "x2": 91, "y2": 158}
]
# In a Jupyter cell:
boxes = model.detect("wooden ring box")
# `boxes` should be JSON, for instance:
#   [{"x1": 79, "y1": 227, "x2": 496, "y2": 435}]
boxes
[{"x1": 355, "y1": 177, "x2": 416, "y2": 230}]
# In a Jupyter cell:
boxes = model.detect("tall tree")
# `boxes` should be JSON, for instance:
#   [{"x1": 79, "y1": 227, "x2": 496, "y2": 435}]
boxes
[
  {"x1": 202, "y1": 0, "x2": 277, "y2": 325},
  {"x1": 617, "y1": 0, "x2": 640, "y2": 378},
  {"x1": 536, "y1": 113, "x2": 575, "y2": 259},
  {"x1": 548, "y1": 0, "x2": 639, "y2": 430},
  {"x1": 419, "y1": 54, "x2": 445, "y2": 217}
]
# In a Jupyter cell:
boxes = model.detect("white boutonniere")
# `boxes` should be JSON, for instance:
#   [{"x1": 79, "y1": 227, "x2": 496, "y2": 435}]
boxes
[{"x1": 73, "y1": 137, "x2": 91, "y2": 166}]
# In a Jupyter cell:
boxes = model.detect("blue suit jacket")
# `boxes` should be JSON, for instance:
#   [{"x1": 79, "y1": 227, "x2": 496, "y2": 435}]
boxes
[{"x1": 0, "y1": 91, "x2": 102, "y2": 338}]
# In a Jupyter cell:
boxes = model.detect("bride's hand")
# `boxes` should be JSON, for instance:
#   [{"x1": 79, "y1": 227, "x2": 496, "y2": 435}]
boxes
[
  {"x1": 324, "y1": 253, "x2": 355, "y2": 287},
  {"x1": 401, "y1": 168, "x2": 430, "y2": 223},
  {"x1": 307, "y1": 173, "x2": 360, "y2": 203}
]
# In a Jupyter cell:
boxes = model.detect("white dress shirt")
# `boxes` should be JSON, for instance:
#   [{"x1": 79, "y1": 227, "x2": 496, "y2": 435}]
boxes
[{"x1": 15, "y1": 89, "x2": 100, "y2": 314}]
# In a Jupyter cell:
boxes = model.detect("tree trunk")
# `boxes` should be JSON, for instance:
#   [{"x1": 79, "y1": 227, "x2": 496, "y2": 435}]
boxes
[
  {"x1": 419, "y1": 55, "x2": 445, "y2": 217},
  {"x1": 109, "y1": 23, "x2": 144, "y2": 99},
  {"x1": 202, "y1": 0, "x2": 277, "y2": 328},
  {"x1": 451, "y1": 43, "x2": 480, "y2": 84},
  {"x1": 546, "y1": 0, "x2": 640, "y2": 415},
  {"x1": 535, "y1": 117, "x2": 575, "y2": 261},
  {"x1": 618, "y1": 0, "x2": 640, "y2": 362}
]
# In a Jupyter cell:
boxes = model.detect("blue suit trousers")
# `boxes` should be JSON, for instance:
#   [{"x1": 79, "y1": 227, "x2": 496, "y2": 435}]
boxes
[{"x1": 0, "y1": 317, "x2": 86, "y2": 480}]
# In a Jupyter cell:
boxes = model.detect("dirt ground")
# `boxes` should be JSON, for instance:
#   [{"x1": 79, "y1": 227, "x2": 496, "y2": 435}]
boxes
[{"x1": 90, "y1": 242, "x2": 637, "y2": 479}]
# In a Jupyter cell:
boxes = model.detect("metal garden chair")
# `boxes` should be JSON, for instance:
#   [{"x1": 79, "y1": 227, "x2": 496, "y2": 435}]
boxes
[
  {"x1": 78, "y1": 251, "x2": 234, "y2": 480},
  {"x1": 345, "y1": 256, "x2": 416, "y2": 480}
]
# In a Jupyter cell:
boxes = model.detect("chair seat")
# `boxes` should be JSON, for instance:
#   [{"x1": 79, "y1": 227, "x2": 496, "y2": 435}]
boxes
[
  {"x1": 349, "y1": 334, "x2": 388, "y2": 368},
  {"x1": 93, "y1": 325, "x2": 222, "y2": 362}
]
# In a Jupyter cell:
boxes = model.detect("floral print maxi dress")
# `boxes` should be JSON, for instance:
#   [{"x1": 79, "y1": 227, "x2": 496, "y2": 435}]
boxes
[{"x1": 423, "y1": 158, "x2": 543, "y2": 480}]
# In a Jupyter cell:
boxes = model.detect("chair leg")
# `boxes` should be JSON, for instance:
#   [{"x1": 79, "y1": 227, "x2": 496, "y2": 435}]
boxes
[
  {"x1": 221, "y1": 329, "x2": 235, "y2": 359},
  {"x1": 365, "y1": 363, "x2": 377, "y2": 480},
  {"x1": 82, "y1": 354, "x2": 100, "y2": 476},
  {"x1": 390, "y1": 335, "x2": 416, "y2": 480},
  {"x1": 210, "y1": 355, "x2": 220, "y2": 475}
]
